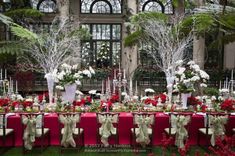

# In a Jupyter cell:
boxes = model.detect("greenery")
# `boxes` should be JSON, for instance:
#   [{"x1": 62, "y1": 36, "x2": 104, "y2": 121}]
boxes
[
  {"x1": 91, "y1": 68, "x2": 112, "y2": 80},
  {"x1": 2, "y1": 146, "x2": 209, "y2": 156},
  {"x1": 204, "y1": 87, "x2": 220, "y2": 96}
]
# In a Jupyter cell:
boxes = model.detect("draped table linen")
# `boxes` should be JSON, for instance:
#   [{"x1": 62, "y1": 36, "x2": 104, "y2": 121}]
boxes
[{"x1": 4, "y1": 112, "x2": 235, "y2": 146}]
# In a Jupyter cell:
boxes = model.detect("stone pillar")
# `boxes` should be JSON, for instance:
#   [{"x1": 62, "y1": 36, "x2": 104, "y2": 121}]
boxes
[
  {"x1": 193, "y1": 36, "x2": 205, "y2": 69},
  {"x1": 122, "y1": 0, "x2": 138, "y2": 80},
  {"x1": 193, "y1": 0, "x2": 205, "y2": 69},
  {"x1": 224, "y1": 42, "x2": 235, "y2": 69}
]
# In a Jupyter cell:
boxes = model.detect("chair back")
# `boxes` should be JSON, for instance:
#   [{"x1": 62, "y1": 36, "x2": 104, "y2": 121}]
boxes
[
  {"x1": 96, "y1": 112, "x2": 119, "y2": 129},
  {"x1": 0, "y1": 113, "x2": 7, "y2": 136},
  {"x1": 168, "y1": 112, "x2": 192, "y2": 135},
  {"x1": 204, "y1": 112, "x2": 229, "y2": 135}
]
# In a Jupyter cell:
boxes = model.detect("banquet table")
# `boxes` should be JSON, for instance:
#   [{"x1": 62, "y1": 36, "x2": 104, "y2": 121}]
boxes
[{"x1": 4, "y1": 112, "x2": 235, "y2": 146}]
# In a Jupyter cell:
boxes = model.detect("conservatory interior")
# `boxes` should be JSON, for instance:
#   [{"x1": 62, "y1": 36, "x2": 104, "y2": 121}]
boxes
[{"x1": 0, "y1": 0, "x2": 235, "y2": 156}]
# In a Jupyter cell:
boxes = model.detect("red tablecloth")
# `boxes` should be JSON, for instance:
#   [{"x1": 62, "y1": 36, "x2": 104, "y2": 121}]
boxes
[{"x1": 5, "y1": 112, "x2": 235, "y2": 146}]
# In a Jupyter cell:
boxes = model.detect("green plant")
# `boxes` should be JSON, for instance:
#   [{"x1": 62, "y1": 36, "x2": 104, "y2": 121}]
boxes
[{"x1": 204, "y1": 87, "x2": 219, "y2": 96}]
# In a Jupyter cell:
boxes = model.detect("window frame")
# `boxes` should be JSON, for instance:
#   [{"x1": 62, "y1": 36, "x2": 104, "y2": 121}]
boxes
[
  {"x1": 80, "y1": 0, "x2": 123, "y2": 15},
  {"x1": 81, "y1": 23, "x2": 122, "y2": 67}
]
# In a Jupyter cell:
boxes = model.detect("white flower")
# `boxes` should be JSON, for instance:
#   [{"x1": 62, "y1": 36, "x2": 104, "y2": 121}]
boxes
[
  {"x1": 25, "y1": 98, "x2": 33, "y2": 102},
  {"x1": 175, "y1": 60, "x2": 183, "y2": 66},
  {"x1": 141, "y1": 96, "x2": 148, "y2": 101},
  {"x1": 176, "y1": 67, "x2": 186, "y2": 75},
  {"x1": 89, "y1": 90, "x2": 97, "y2": 94},
  {"x1": 76, "y1": 90, "x2": 83, "y2": 95},
  {"x1": 121, "y1": 92, "x2": 127, "y2": 96},
  {"x1": 56, "y1": 85, "x2": 64, "y2": 90},
  {"x1": 61, "y1": 63, "x2": 72, "y2": 70},
  {"x1": 211, "y1": 96, "x2": 216, "y2": 101},
  {"x1": 89, "y1": 66, "x2": 95, "y2": 74},
  {"x1": 191, "y1": 76, "x2": 200, "y2": 82},
  {"x1": 144, "y1": 88, "x2": 155, "y2": 93},
  {"x1": 191, "y1": 64, "x2": 200, "y2": 72},
  {"x1": 218, "y1": 96, "x2": 224, "y2": 101},
  {"x1": 74, "y1": 73, "x2": 82, "y2": 79},
  {"x1": 187, "y1": 61, "x2": 195, "y2": 65},
  {"x1": 57, "y1": 71, "x2": 65, "y2": 80},
  {"x1": 83, "y1": 70, "x2": 92, "y2": 78},
  {"x1": 199, "y1": 70, "x2": 210, "y2": 80},
  {"x1": 75, "y1": 80, "x2": 81, "y2": 85},
  {"x1": 219, "y1": 88, "x2": 229, "y2": 93},
  {"x1": 72, "y1": 64, "x2": 78, "y2": 70},
  {"x1": 17, "y1": 95, "x2": 24, "y2": 101},
  {"x1": 133, "y1": 96, "x2": 139, "y2": 100},
  {"x1": 200, "y1": 83, "x2": 207, "y2": 88}
]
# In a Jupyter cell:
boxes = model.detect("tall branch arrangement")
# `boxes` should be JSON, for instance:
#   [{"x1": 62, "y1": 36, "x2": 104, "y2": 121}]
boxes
[
  {"x1": 125, "y1": 12, "x2": 193, "y2": 102},
  {"x1": 0, "y1": 13, "x2": 89, "y2": 103}
]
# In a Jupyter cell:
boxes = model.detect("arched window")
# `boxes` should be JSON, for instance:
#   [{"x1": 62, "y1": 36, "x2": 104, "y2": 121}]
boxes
[
  {"x1": 91, "y1": 1, "x2": 111, "y2": 13},
  {"x1": 81, "y1": 24, "x2": 121, "y2": 67},
  {"x1": 81, "y1": 0, "x2": 122, "y2": 14},
  {"x1": 31, "y1": 0, "x2": 56, "y2": 13},
  {"x1": 139, "y1": 0, "x2": 174, "y2": 14}
]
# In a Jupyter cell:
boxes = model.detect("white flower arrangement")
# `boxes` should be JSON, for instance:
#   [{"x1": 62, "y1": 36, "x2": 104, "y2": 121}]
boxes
[
  {"x1": 174, "y1": 60, "x2": 210, "y2": 93},
  {"x1": 89, "y1": 90, "x2": 97, "y2": 95},
  {"x1": 55, "y1": 63, "x2": 95, "y2": 90},
  {"x1": 144, "y1": 88, "x2": 155, "y2": 93}
]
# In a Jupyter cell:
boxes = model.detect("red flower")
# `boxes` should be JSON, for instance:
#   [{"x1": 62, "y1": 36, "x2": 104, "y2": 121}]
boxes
[
  {"x1": 73, "y1": 99, "x2": 86, "y2": 106},
  {"x1": 23, "y1": 101, "x2": 33, "y2": 107},
  {"x1": 221, "y1": 99, "x2": 235, "y2": 111},
  {"x1": 110, "y1": 94, "x2": 119, "y2": 103},
  {"x1": 11, "y1": 101, "x2": 20, "y2": 107},
  {"x1": 187, "y1": 96, "x2": 202, "y2": 106},
  {"x1": 201, "y1": 105, "x2": 207, "y2": 113},
  {"x1": 0, "y1": 98, "x2": 10, "y2": 107},
  {"x1": 144, "y1": 98, "x2": 157, "y2": 106},
  {"x1": 154, "y1": 93, "x2": 167, "y2": 103},
  {"x1": 86, "y1": 96, "x2": 92, "y2": 103}
]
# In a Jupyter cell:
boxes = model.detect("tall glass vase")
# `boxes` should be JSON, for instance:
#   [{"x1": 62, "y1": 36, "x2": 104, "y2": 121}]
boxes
[
  {"x1": 45, "y1": 73, "x2": 55, "y2": 104},
  {"x1": 166, "y1": 76, "x2": 175, "y2": 103},
  {"x1": 62, "y1": 83, "x2": 77, "y2": 103},
  {"x1": 181, "y1": 93, "x2": 192, "y2": 109}
]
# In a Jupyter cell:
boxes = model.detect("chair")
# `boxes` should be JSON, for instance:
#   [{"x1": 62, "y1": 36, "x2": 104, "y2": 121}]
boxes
[
  {"x1": 164, "y1": 112, "x2": 192, "y2": 149},
  {"x1": 58, "y1": 112, "x2": 84, "y2": 153},
  {"x1": 20, "y1": 112, "x2": 50, "y2": 154},
  {"x1": 131, "y1": 112, "x2": 155, "y2": 150},
  {"x1": 0, "y1": 113, "x2": 14, "y2": 154},
  {"x1": 197, "y1": 112, "x2": 228, "y2": 146},
  {"x1": 96, "y1": 112, "x2": 119, "y2": 147}
]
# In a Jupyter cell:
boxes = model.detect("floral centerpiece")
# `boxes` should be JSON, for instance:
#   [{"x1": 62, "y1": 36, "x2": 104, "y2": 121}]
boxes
[
  {"x1": 55, "y1": 63, "x2": 95, "y2": 103},
  {"x1": 174, "y1": 61, "x2": 210, "y2": 109},
  {"x1": 174, "y1": 61, "x2": 209, "y2": 93},
  {"x1": 220, "y1": 99, "x2": 235, "y2": 112}
]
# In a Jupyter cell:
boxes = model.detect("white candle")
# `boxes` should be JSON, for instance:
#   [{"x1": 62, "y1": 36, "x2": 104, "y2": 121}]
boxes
[
  {"x1": 123, "y1": 69, "x2": 126, "y2": 79},
  {"x1": 224, "y1": 80, "x2": 226, "y2": 89},
  {"x1": 219, "y1": 81, "x2": 221, "y2": 90},
  {"x1": 16, "y1": 81, "x2": 18, "y2": 93},
  {"x1": 0, "y1": 69, "x2": 2, "y2": 80},
  {"x1": 101, "y1": 80, "x2": 104, "y2": 94},
  {"x1": 232, "y1": 69, "x2": 234, "y2": 80},
  {"x1": 226, "y1": 77, "x2": 228, "y2": 89},
  {"x1": 129, "y1": 79, "x2": 132, "y2": 96},
  {"x1": 114, "y1": 69, "x2": 116, "y2": 79},
  {"x1": 113, "y1": 82, "x2": 115, "y2": 94},
  {"x1": 5, "y1": 69, "x2": 7, "y2": 79},
  {"x1": 135, "y1": 81, "x2": 138, "y2": 95},
  {"x1": 119, "y1": 63, "x2": 121, "y2": 72}
]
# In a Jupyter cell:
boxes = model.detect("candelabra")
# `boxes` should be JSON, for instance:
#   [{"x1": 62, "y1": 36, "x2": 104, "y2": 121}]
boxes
[{"x1": 113, "y1": 69, "x2": 127, "y2": 102}]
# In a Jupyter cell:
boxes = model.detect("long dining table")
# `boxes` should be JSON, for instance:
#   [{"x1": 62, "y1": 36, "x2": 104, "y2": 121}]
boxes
[{"x1": 4, "y1": 112, "x2": 235, "y2": 146}]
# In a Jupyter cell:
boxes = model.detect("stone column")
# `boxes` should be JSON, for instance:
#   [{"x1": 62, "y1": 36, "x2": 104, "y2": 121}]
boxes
[
  {"x1": 122, "y1": 0, "x2": 138, "y2": 80},
  {"x1": 193, "y1": 0, "x2": 206, "y2": 69},
  {"x1": 224, "y1": 42, "x2": 235, "y2": 69},
  {"x1": 193, "y1": 36, "x2": 205, "y2": 69}
]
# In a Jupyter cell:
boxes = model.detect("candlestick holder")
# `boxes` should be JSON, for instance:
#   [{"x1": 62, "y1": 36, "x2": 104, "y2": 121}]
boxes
[{"x1": 113, "y1": 69, "x2": 127, "y2": 102}]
